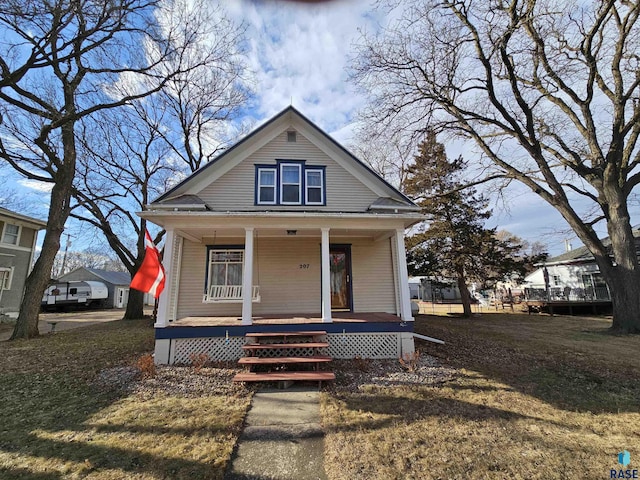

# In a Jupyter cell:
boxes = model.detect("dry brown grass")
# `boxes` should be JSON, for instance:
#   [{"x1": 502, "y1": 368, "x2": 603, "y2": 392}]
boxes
[
  {"x1": 321, "y1": 312, "x2": 640, "y2": 479},
  {"x1": 0, "y1": 319, "x2": 251, "y2": 479}
]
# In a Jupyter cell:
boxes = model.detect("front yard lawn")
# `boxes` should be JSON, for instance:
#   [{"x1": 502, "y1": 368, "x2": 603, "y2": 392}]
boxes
[
  {"x1": 321, "y1": 313, "x2": 640, "y2": 479},
  {"x1": 0, "y1": 319, "x2": 251, "y2": 480}
]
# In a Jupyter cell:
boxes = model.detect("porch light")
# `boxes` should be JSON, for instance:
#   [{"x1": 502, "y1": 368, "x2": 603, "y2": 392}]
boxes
[{"x1": 287, "y1": 230, "x2": 297, "y2": 236}]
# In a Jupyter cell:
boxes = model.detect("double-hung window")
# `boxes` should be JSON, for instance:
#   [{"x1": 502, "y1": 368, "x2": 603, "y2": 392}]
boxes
[
  {"x1": 206, "y1": 249, "x2": 244, "y2": 301},
  {"x1": 1, "y1": 224, "x2": 19, "y2": 245},
  {"x1": 305, "y1": 169, "x2": 324, "y2": 205},
  {"x1": 255, "y1": 161, "x2": 326, "y2": 206},
  {"x1": 257, "y1": 168, "x2": 276, "y2": 204},
  {"x1": 280, "y1": 163, "x2": 302, "y2": 204},
  {"x1": 0, "y1": 267, "x2": 13, "y2": 290}
]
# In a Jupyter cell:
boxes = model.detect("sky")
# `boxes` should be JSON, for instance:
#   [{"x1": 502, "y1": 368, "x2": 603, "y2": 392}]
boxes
[
  {"x1": 222, "y1": 0, "x2": 592, "y2": 255},
  {"x1": 4, "y1": 0, "x2": 622, "y2": 257}
]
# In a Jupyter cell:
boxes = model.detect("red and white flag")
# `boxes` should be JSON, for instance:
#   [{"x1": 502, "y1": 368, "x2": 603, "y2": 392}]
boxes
[{"x1": 130, "y1": 230, "x2": 166, "y2": 299}]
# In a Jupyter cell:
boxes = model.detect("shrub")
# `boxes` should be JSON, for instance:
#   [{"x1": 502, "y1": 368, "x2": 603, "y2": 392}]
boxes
[
  {"x1": 399, "y1": 350, "x2": 421, "y2": 373},
  {"x1": 137, "y1": 353, "x2": 156, "y2": 378},
  {"x1": 189, "y1": 353, "x2": 210, "y2": 373}
]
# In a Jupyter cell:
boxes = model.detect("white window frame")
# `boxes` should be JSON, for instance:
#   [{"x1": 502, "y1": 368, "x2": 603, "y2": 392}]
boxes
[
  {"x1": 1, "y1": 223, "x2": 20, "y2": 246},
  {"x1": 257, "y1": 167, "x2": 277, "y2": 205},
  {"x1": 280, "y1": 163, "x2": 302, "y2": 205},
  {"x1": 305, "y1": 169, "x2": 324, "y2": 205},
  {"x1": 552, "y1": 275, "x2": 561, "y2": 286},
  {"x1": 0, "y1": 267, "x2": 13, "y2": 290},
  {"x1": 203, "y1": 248, "x2": 247, "y2": 302}
]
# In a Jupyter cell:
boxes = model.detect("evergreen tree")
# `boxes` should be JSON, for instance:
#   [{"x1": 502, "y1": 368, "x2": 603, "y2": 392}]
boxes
[{"x1": 404, "y1": 132, "x2": 541, "y2": 316}]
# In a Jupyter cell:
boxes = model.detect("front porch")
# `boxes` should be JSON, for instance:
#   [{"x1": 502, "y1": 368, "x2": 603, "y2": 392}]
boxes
[{"x1": 154, "y1": 312, "x2": 415, "y2": 364}]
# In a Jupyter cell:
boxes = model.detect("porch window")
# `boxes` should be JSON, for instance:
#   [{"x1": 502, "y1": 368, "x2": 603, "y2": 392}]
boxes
[
  {"x1": 280, "y1": 164, "x2": 301, "y2": 204},
  {"x1": 305, "y1": 169, "x2": 324, "y2": 205},
  {"x1": 1, "y1": 224, "x2": 19, "y2": 245},
  {"x1": 204, "y1": 248, "x2": 260, "y2": 303},
  {"x1": 257, "y1": 168, "x2": 276, "y2": 204}
]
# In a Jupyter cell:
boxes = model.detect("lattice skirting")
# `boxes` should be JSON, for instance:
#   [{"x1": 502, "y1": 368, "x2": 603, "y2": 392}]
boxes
[{"x1": 165, "y1": 332, "x2": 412, "y2": 364}]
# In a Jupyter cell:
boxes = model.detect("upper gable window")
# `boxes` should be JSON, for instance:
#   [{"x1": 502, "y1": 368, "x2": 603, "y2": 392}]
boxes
[
  {"x1": 305, "y1": 169, "x2": 324, "y2": 205},
  {"x1": 287, "y1": 131, "x2": 297, "y2": 142},
  {"x1": 1, "y1": 224, "x2": 20, "y2": 245},
  {"x1": 255, "y1": 161, "x2": 326, "y2": 206},
  {"x1": 280, "y1": 164, "x2": 302, "y2": 204},
  {"x1": 257, "y1": 168, "x2": 277, "y2": 204}
]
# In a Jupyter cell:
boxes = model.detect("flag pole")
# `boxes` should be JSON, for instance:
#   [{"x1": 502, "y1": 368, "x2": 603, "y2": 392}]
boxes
[{"x1": 152, "y1": 297, "x2": 159, "y2": 323}]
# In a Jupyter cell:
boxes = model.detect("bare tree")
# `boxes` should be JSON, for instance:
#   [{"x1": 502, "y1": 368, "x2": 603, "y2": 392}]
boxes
[
  {"x1": 72, "y1": 0, "x2": 250, "y2": 320},
  {"x1": 73, "y1": 102, "x2": 180, "y2": 319},
  {"x1": 353, "y1": 0, "x2": 640, "y2": 332},
  {"x1": 349, "y1": 124, "x2": 414, "y2": 190},
  {"x1": 0, "y1": 0, "x2": 214, "y2": 339}
]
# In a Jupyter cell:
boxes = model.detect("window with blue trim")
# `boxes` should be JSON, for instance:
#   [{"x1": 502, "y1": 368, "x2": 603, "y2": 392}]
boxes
[
  {"x1": 255, "y1": 161, "x2": 326, "y2": 206},
  {"x1": 280, "y1": 163, "x2": 301, "y2": 204},
  {"x1": 257, "y1": 168, "x2": 276, "y2": 204},
  {"x1": 305, "y1": 169, "x2": 323, "y2": 204}
]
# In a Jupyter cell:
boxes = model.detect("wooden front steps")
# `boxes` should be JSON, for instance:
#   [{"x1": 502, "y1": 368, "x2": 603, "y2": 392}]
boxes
[
  {"x1": 234, "y1": 372, "x2": 336, "y2": 382},
  {"x1": 233, "y1": 331, "x2": 335, "y2": 385},
  {"x1": 242, "y1": 342, "x2": 329, "y2": 351}
]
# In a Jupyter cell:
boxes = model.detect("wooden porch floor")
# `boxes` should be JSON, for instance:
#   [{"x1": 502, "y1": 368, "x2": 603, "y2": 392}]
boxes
[{"x1": 170, "y1": 312, "x2": 402, "y2": 327}]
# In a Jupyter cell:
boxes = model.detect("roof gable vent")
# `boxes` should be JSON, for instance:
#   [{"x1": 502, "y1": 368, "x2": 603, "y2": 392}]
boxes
[{"x1": 287, "y1": 131, "x2": 297, "y2": 142}]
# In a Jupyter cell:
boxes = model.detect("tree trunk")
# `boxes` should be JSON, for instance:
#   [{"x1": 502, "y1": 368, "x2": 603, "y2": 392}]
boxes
[
  {"x1": 456, "y1": 265, "x2": 473, "y2": 317},
  {"x1": 124, "y1": 287, "x2": 145, "y2": 320},
  {"x1": 603, "y1": 269, "x2": 640, "y2": 333},
  {"x1": 10, "y1": 159, "x2": 74, "y2": 339}
]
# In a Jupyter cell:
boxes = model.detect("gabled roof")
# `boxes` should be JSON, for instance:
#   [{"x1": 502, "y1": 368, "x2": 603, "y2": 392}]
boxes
[
  {"x1": 60, "y1": 267, "x2": 131, "y2": 285},
  {"x1": 85, "y1": 268, "x2": 131, "y2": 285},
  {"x1": 542, "y1": 227, "x2": 640, "y2": 265},
  {"x1": 152, "y1": 106, "x2": 418, "y2": 209},
  {"x1": 0, "y1": 206, "x2": 46, "y2": 229}
]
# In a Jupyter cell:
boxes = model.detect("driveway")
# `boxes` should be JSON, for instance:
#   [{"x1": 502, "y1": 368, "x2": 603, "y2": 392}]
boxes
[{"x1": 0, "y1": 309, "x2": 130, "y2": 341}]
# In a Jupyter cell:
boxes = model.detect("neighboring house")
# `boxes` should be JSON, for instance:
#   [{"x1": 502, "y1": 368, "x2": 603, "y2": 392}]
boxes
[
  {"x1": 57, "y1": 267, "x2": 154, "y2": 308},
  {"x1": 0, "y1": 207, "x2": 46, "y2": 320},
  {"x1": 409, "y1": 276, "x2": 462, "y2": 302},
  {"x1": 140, "y1": 106, "x2": 423, "y2": 364},
  {"x1": 521, "y1": 232, "x2": 637, "y2": 301}
]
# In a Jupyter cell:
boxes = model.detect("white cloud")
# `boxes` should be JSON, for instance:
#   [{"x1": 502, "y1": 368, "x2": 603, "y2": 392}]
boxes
[
  {"x1": 223, "y1": 0, "x2": 635, "y2": 254},
  {"x1": 228, "y1": 0, "x2": 376, "y2": 133},
  {"x1": 18, "y1": 179, "x2": 54, "y2": 193}
]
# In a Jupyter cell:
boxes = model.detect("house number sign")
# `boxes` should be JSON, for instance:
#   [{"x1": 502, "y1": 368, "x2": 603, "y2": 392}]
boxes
[{"x1": 299, "y1": 264, "x2": 310, "y2": 269}]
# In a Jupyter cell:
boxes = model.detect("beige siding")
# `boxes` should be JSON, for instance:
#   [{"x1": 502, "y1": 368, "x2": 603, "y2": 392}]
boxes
[
  {"x1": 175, "y1": 236, "x2": 398, "y2": 319},
  {"x1": 196, "y1": 131, "x2": 379, "y2": 212},
  {"x1": 351, "y1": 238, "x2": 397, "y2": 314}
]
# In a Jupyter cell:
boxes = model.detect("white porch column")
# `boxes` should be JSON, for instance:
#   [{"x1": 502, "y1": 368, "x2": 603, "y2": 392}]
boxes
[
  {"x1": 241, "y1": 227, "x2": 255, "y2": 326},
  {"x1": 155, "y1": 228, "x2": 175, "y2": 328},
  {"x1": 395, "y1": 228, "x2": 414, "y2": 321},
  {"x1": 321, "y1": 227, "x2": 332, "y2": 322}
]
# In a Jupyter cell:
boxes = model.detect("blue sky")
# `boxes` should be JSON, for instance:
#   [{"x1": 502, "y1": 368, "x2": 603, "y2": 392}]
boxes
[{"x1": 4, "y1": 0, "x2": 621, "y2": 256}]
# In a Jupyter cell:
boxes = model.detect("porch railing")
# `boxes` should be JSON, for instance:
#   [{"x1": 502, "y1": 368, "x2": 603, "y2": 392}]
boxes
[
  {"x1": 203, "y1": 285, "x2": 261, "y2": 303},
  {"x1": 524, "y1": 286, "x2": 611, "y2": 302}
]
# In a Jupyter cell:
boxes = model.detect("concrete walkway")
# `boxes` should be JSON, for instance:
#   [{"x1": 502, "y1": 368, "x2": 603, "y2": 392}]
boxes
[
  {"x1": 0, "y1": 309, "x2": 128, "y2": 341},
  {"x1": 226, "y1": 387, "x2": 328, "y2": 480}
]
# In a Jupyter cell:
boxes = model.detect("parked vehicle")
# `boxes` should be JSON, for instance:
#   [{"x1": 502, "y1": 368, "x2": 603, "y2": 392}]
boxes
[{"x1": 41, "y1": 281, "x2": 108, "y2": 311}]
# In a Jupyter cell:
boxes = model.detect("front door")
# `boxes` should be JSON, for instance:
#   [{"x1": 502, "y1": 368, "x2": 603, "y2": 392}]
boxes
[{"x1": 330, "y1": 245, "x2": 352, "y2": 311}]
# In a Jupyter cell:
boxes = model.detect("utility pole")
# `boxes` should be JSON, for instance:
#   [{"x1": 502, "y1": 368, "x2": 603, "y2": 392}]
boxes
[{"x1": 58, "y1": 233, "x2": 73, "y2": 278}]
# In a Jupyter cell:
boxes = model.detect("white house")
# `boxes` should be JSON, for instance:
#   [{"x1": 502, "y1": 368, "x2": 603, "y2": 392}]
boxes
[
  {"x1": 524, "y1": 240, "x2": 618, "y2": 301},
  {"x1": 140, "y1": 107, "x2": 424, "y2": 365}
]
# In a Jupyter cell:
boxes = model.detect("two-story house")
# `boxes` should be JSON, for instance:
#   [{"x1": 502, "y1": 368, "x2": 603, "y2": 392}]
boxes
[
  {"x1": 0, "y1": 207, "x2": 46, "y2": 320},
  {"x1": 141, "y1": 107, "x2": 423, "y2": 365}
]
